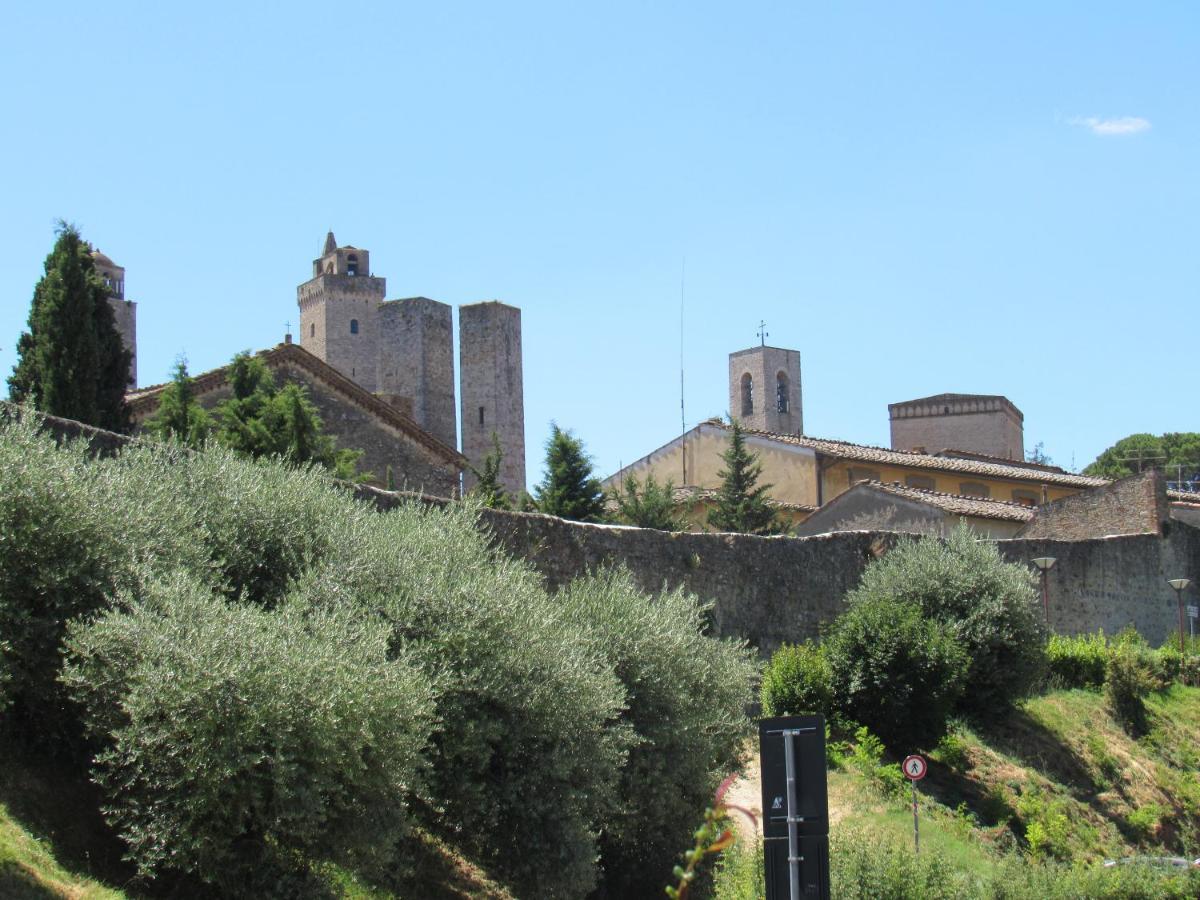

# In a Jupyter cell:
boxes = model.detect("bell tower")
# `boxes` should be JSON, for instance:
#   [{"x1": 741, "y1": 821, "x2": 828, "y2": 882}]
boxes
[
  {"x1": 297, "y1": 231, "x2": 386, "y2": 392},
  {"x1": 728, "y1": 345, "x2": 803, "y2": 435},
  {"x1": 91, "y1": 249, "x2": 137, "y2": 388}
]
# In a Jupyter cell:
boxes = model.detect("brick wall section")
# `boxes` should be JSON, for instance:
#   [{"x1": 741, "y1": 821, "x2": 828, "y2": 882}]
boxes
[
  {"x1": 890, "y1": 395, "x2": 1023, "y2": 460},
  {"x1": 1017, "y1": 470, "x2": 1168, "y2": 540}
]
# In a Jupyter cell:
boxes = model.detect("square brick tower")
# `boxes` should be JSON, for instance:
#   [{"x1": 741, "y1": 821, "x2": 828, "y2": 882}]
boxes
[
  {"x1": 728, "y1": 345, "x2": 803, "y2": 435},
  {"x1": 297, "y1": 232, "x2": 386, "y2": 392},
  {"x1": 459, "y1": 301, "x2": 525, "y2": 495}
]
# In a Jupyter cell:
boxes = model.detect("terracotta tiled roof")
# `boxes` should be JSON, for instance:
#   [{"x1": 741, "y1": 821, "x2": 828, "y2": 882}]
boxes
[
  {"x1": 866, "y1": 480, "x2": 1036, "y2": 523},
  {"x1": 711, "y1": 422, "x2": 1109, "y2": 489},
  {"x1": 126, "y1": 342, "x2": 466, "y2": 466},
  {"x1": 1169, "y1": 489, "x2": 1200, "y2": 506},
  {"x1": 670, "y1": 484, "x2": 817, "y2": 513}
]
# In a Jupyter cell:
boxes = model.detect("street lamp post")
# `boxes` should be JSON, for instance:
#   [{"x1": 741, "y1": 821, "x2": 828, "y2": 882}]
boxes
[
  {"x1": 1032, "y1": 557, "x2": 1057, "y2": 629},
  {"x1": 1167, "y1": 578, "x2": 1192, "y2": 654}
]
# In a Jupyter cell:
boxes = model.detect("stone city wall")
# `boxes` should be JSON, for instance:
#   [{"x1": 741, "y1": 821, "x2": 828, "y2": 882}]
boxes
[{"x1": 12, "y1": 405, "x2": 1199, "y2": 654}]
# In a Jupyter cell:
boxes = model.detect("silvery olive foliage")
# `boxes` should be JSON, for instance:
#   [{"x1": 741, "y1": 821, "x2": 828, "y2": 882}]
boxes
[
  {"x1": 556, "y1": 569, "x2": 757, "y2": 897},
  {"x1": 63, "y1": 572, "x2": 437, "y2": 891}
]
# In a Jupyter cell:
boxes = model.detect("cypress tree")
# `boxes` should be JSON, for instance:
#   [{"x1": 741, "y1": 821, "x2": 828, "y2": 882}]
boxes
[
  {"x1": 707, "y1": 419, "x2": 781, "y2": 535},
  {"x1": 8, "y1": 222, "x2": 131, "y2": 431},
  {"x1": 534, "y1": 423, "x2": 606, "y2": 522}
]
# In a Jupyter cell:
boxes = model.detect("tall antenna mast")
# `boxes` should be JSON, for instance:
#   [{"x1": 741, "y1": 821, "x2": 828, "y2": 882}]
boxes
[{"x1": 680, "y1": 257, "x2": 687, "y2": 485}]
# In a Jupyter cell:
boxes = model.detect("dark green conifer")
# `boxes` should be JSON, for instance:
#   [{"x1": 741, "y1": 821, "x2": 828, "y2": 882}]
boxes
[
  {"x1": 707, "y1": 419, "x2": 781, "y2": 535},
  {"x1": 8, "y1": 222, "x2": 131, "y2": 431},
  {"x1": 534, "y1": 423, "x2": 605, "y2": 522},
  {"x1": 146, "y1": 358, "x2": 212, "y2": 447},
  {"x1": 612, "y1": 472, "x2": 683, "y2": 531}
]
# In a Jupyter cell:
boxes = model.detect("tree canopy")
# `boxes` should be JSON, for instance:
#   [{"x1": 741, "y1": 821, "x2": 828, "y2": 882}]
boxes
[
  {"x1": 1084, "y1": 432, "x2": 1200, "y2": 482},
  {"x1": 147, "y1": 351, "x2": 365, "y2": 480},
  {"x1": 534, "y1": 423, "x2": 606, "y2": 522},
  {"x1": 611, "y1": 471, "x2": 684, "y2": 531},
  {"x1": 8, "y1": 222, "x2": 131, "y2": 431},
  {"x1": 707, "y1": 419, "x2": 781, "y2": 535},
  {"x1": 470, "y1": 432, "x2": 512, "y2": 510}
]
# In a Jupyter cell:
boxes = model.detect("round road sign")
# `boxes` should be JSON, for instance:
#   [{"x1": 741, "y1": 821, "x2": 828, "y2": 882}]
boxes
[{"x1": 902, "y1": 755, "x2": 927, "y2": 781}]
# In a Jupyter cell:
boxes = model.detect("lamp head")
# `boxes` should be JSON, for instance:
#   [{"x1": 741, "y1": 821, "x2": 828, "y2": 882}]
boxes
[
  {"x1": 1167, "y1": 578, "x2": 1191, "y2": 592},
  {"x1": 1032, "y1": 557, "x2": 1057, "y2": 572}
]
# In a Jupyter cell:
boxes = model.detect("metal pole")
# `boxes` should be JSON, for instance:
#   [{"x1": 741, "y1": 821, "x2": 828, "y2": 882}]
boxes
[
  {"x1": 1177, "y1": 587, "x2": 1187, "y2": 655},
  {"x1": 1041, "y1": 570, "x2": 1049, "y2": 628},
  {"x1": 911, "y1": 778, "x2": 920, "y2": 854},
  {"x1": 783, "y1": 729, "x2": 801, "y2": 900}
]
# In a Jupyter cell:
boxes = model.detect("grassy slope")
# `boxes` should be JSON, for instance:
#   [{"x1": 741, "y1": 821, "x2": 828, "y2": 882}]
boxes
[
  {"x1": 0, "y1": 738, "x2": 514, "y2": 900},
  {"x1": 831, "y1": 684, "x2": 1200, "y2": 871}
]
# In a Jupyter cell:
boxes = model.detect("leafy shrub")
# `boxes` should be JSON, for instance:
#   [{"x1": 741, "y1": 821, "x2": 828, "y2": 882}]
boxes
[
  {"x1": 555, "y1": 569, "x2": 756, "y2": 897},
  {"x1": 831, "y1": 826, "x2": 967, "y2": 899},
  {"x1": 1125, "y1": 804, "x2": 1163, "y2": 843},
  {"x1": 761, "y1": 641, "x2": 832, "y2": 717},
  {"x1": 62, "y1": 572, "x2": 437, "y2": 892},
  {"x1": 287, "y1": 501, "x2": 629, "y2": 898},
  {"x1": 846, "y1": 527, "x2": 1047, "y2": 712},
  {"x1": 1016, "y1": 789, "x2": 1071, "y2": 861},
  {"x1": 1106, "y1": 646, "x2": 1153, "y2": 737},
  {"x1": 935, "y1": 731, "x2": 971, "y2": 773},
  {"x1": 826, "y1": 596, "x2": 968, "y2": 750},
  {"x1": 0, "y1": 413, "x2": 204, "y2": 738},
  {"x1": 712, "y1": 837, "x2": 765, "y2": 900},
  {"x1": 849, "y1": 727, "x2": 907, "y2": 797},
  {"x1": 1047, "y1": 631, "x2": 1110, "y2": 689}
]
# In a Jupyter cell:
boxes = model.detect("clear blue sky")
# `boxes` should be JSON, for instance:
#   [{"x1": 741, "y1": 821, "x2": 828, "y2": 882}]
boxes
[{"x1": 3, "y1": 2, "x2": 1196, "y2": 487}]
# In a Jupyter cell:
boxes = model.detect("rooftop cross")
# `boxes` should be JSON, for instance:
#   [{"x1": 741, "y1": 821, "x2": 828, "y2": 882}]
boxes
[{"x1": 757, "y1": 320, "x2": 769, "y2": 347}]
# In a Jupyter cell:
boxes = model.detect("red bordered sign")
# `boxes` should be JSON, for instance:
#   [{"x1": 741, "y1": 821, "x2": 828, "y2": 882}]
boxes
[{"x1": 902, "y1": 755, "x2": 927, "y2": 781}]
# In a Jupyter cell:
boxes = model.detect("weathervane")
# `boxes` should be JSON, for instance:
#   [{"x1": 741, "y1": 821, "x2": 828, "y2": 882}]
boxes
[
  {"x1": 757, "y1": 320, "x2": 769, "y2": 347},
  {"x1": 285, "y1": 320, "x2": 292, "y2": 339}
]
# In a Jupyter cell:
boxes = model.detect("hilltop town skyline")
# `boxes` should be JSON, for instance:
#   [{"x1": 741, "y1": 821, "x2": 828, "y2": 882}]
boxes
[{"x1": 3, "y1": 3, "x2": 1196, "y2": 489}]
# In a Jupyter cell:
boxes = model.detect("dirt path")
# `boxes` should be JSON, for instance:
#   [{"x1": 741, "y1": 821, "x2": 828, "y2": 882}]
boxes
[{"x1": 724, "y1": 748, "x2": 764, "y2": 845}]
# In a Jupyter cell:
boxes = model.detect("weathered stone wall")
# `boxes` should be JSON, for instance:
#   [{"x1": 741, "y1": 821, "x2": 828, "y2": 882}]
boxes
[
  {"x1": 1017, "y1": 470, "x2": 1167, "y2": 541},
  {"x1": 11, "y1": 405, "x2": 1198, "y2": 653},
  {"x1": 890, "y1": 396, "x2": 1023, "y2": 460},
  {"x1": 108, "y1": 298, "x2": 137, "y2": 388},
  {"x1": 297, "y1": 272, "x2": 386, "y2": 393},
  {"x1": 728, "y1": 346, "x2": 803, "y2": 436}
]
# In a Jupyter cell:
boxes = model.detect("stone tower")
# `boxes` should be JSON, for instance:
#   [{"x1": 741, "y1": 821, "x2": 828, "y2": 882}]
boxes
[
  {"x1": 728, "y1": 345, "x2": 803, "y2": 435},
  {"x1": 889, "y1": 393, "x2": 1024, "y2": 460},
  {"x1": 378, "y1": 297, "x2": 457, "y2": 449},
  {"x1": 297, "y1": 232, "x2": 386, "y2": 392},
  {"x1": 91, "y1": 249, "x2": 137, "y2": 388},
  {"x1": 459, "y1": 301, "x2": 525, "y2": 495}
]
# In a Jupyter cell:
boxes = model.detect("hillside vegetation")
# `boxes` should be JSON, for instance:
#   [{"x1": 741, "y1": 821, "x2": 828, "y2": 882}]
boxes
[{"x1": 0, "y1": 410, "x2": 757, "y2": 899}]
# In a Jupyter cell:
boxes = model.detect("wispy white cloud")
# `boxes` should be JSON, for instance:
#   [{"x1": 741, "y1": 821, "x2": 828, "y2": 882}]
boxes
[{"x1": 1069, "y1": 115, "x2": 1151, "y2": 136}]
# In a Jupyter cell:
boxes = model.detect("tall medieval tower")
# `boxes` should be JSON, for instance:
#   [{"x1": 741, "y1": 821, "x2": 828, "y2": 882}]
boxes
[
  {"x1": 378, "y1": 297, "x2": 457, "y2": 449},
  {"x1": 298, "y1": 232, "x2": 386, "y2": 392},
  {"x1": 728, "y1": 345, "x2": 803, "y2": 435},
  {"x1": 459, "y1": 301, "x2": 525, "y2": 495},
  {"x1": 297, "y1": 234, "x2": 526, "y2": 493},
  {"x1": 91, "y1": 249, "x2": 137, "y2": 388}
]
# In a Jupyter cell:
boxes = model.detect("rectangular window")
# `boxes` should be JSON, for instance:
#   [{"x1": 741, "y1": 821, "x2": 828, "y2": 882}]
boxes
[
  {"x1": 905, "y1": 475, "x2": 936, "y2": 491},
  {"x1": 479, "y1": 406, "x2": 485, "y2": 426},
  {"x1": 959, "y1": 481, "x2": 990, "y2": 498},
  {"x1": 1011, "y1": 489, "x2": 1039, "y2": 506}
]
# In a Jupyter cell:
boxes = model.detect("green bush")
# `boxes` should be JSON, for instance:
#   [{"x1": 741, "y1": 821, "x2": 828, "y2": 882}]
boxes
[
  {"x1": 556, "y1": 569, "x2": 756, "y2": 897},
  {"x1": 62, "y1": 572, "x2": 437, "y2": 892},
  {"x1": 831, "y1": 826, "x2": 967, "y2": 899},
  {"x1": 712, "y1": 837, "x2": 765, "y2": 900},
  {"x1": 1047, "y1": 631, "x2": 1110, "y2": 689},
  {"x1": 0, "y1": 413, "x2": 204, "y2": 738},
  {"x1": 826, "y1": 596, "x2": 968, "y2": 751},
  {"x1": 846, "y1": 527, "x2": 1047, "y2": 713},
  {"x1": 287, "y1": 501, "x2": 629, "y2": 898},
  {"x1": 1106, "y1": 646, "x2": 1153, "y2": 737},
  {"x1": 761, "y1": 641, "x2": 833, "y2": 717}
]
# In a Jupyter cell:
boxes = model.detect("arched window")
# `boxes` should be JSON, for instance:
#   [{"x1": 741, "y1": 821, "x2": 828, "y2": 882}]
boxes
[
  {"x1": 776, "y1": 372, "x2": 790, "y2": 413},
  {"x1": 350, "y1": 319, "x2": 359, "y2": 334},
  {"x1": 310, "y1": 323, "x2": 315, "y2": 338},
  {"x1": 740, "y1": 372, "x2": 754, "y2": 416},
  {"x1": 347, "y1": 254, "x2": 358, "y2": 277}
]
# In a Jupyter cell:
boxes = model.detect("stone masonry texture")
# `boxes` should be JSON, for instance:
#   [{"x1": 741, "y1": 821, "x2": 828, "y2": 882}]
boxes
[
  {"x1": 459, "y1": 302, "x2": 526, "y2": 496},
  {"x1": 1017, "y1": 469, "x2": 1168, "y2": 541},
  {"x1": 378, "y1": 298, "x2": 457, "y2": 450},
  {"x1": 14, "y1": 405, "x2": 1200, "y2": 656},
  {"x1": 890, "y1": 395, "x2": 1024, "y2": 460}
]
